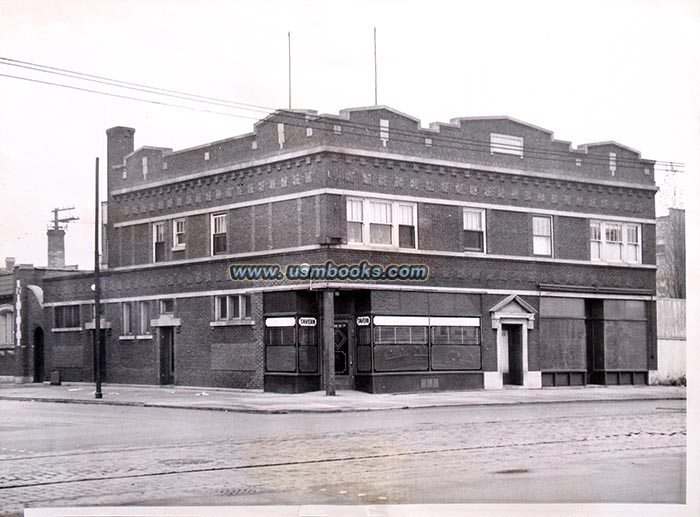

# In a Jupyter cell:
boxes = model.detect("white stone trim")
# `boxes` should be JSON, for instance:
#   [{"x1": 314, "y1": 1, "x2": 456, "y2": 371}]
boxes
[{"x1": 44, "y1": 284, "x2": 655, "y2": 308}]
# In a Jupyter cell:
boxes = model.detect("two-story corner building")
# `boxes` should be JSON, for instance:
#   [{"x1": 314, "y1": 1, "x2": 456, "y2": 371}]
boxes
[{"x1": 37, "y1": 106, "x2": 658, "y2": 393}]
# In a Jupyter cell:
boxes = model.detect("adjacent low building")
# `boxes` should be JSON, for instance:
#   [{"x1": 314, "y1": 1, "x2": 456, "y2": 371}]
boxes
[{"x1": 7, "y1": 106, "x2": 658, "y2": 393}]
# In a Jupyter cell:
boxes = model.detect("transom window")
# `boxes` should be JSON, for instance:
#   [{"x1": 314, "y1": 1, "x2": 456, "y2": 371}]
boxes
[
  {"x1": 215, "y1": 294, "x2": 252, "y2": 321},
  {"x1": 463, "y1": 209, "x2": 485, "y2": 252},
  {"x1": 346, "y1": 198, "x2": 417, "y2": 249},
  {"x1": 211, "y1": 213, "x2": 227, "y2": 256},
  {"x1": 532, "y1": 215, "x2": 553, "y2": 256},
  {"x1": 590, "y1": 220, "x2": 641, "y2": 264}
]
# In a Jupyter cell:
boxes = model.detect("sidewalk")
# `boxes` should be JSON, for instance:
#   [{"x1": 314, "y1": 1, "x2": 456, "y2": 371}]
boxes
[{"x1": 0, "y1": 382, "x2": 686, "y2": 414}]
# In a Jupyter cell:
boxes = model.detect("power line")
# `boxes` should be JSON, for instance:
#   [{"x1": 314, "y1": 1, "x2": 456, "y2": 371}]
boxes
[
  {"x1": 0, "y1": 58, "x2": 684, "y2": 172},
  {"x1": 0, "y1": 56, "x2": 684, "y2": 170}
]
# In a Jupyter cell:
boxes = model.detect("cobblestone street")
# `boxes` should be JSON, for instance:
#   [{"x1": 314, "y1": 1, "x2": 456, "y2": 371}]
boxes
[{"x1": 0, "y1": 399, "x2": 686, "y2": 515}]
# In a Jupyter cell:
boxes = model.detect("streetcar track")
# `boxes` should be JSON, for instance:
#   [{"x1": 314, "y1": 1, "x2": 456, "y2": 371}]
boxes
[{"x1": 0, "y1": 436, "x2": 685, "y2": 491}]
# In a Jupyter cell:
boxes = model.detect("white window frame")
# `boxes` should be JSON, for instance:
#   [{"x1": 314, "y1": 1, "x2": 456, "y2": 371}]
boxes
[
  {"x1": 138, "y1": 301, "x2": 151, "y2": 335},
  {"x1": 609, "y1": 152, "x2": 617, "y2": 176},
  {"x1": 380, "y1": 119, "x2": 389, "y2": 146},
  {"x1": 122, "y1": 302, "x2": 132, "y2": 335},
  {"x1": 160, "y1": 299, "x2": 175, "y2": 315},
  {"x1": 141, "y1": 156, "x2": 148, "y2": 178},
  {"x1": 172, "y1": 218, "x2": 186, "y2": 251},
  {"x1": 532, "y1": 215, "x2": 553, "y2": 257},
  {"x1": 346, "y1": 197, "x2": 418, "y2": 250},
  {"x1": 211, "y1": 212, "x2": 227, "y2": 256},
  {"x1": 153, "y1": 221, "x2": 166, "y2": 263},
  {"x1": 214, "y1": 294, "x2": 252, "y2": 321},
  {"x1": 306, "y1": 127, "x2": 313, "y2": 137},
  {"x1": 463, "y1": 208, "x2": 486, "y2": 253},
  {"x1": 54, "y1": 305, "x2": 81, "y2": 330},
  {"x1": 590, "y1": 220, "x2": 642, "y2": 264},
  {"x1": 490, "y1": 133, "x2": 524, "y2": 158},
  {"x1": 0, "y1": 308, "x2": 14, "y2": 346}
]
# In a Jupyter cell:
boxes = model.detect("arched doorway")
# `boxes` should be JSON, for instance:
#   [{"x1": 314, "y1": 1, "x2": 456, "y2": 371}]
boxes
[{"x1": 33, "y1": 327, "x2": 44, "y2": 382}]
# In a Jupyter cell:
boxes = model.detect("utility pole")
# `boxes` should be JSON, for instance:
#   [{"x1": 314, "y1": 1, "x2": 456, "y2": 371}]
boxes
[{"x1": 93, "y1": 157, "x2": 102, "y2": 399}]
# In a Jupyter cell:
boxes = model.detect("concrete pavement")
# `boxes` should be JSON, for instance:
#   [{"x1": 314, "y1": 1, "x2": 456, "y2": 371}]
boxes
[{"x1": 0, "y1": 382, "x2": 686, "y2": 413}]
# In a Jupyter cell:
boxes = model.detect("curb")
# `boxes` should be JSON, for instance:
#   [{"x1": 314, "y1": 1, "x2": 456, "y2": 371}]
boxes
[{"x1": 0, "y1": 394, "x2": 686, "y2": 415}]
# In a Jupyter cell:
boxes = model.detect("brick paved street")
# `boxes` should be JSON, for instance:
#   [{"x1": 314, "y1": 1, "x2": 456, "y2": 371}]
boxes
[{"x1": 0, "y1": 399, "x2": 686, "y2": 515}]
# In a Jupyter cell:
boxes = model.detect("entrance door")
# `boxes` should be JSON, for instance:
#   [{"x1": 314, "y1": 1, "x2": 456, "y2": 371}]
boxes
[
  {"x1": 33, "y1": 327, "x2": 44, "y2": 383},
  {"x1": 502, "y1": 324, "x2": 523, "y2": 385},
  {"x1": 92, "y1": 329, "x2": 106, "y2": 383},
  {"x1": 159, "y1": 328, "x2": 175, "y2": 385},
  {"x1": 334, "y1": 321, "x2": 354, "y2": 389}
]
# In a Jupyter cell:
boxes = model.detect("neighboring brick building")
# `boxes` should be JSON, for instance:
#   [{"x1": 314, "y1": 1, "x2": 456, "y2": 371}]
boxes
[
  {"x1": 33, "y1": 106, "x2": 657, "y2": 392},
  {"x1": 0, "y1": 258, "x2": 82, "y2": 384}
]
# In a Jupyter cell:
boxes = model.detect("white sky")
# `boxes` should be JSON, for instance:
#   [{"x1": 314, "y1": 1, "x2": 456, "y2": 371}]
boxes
[{"x1": 0, "y1": 0, "x2": 698, "y2": 269}]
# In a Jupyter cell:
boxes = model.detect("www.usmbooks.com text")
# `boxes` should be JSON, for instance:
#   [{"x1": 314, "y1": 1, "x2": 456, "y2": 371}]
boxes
[{"x1": 228, "y1": 261, "x2": 429, "y2": 281}]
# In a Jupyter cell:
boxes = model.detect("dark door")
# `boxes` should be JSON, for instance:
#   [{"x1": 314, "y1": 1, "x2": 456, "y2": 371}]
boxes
[
  {"x1": 33, "y1": 327, "x2": 44, "y2": 383},
  {"x1": 92, "y1": 329, "x2": 106, "y2": 383},
  {"x1": 334, "y1": 321, "x2": 355, "y2": 389},
  {"x1": 503, "y1": 324, "x2": 523, "y2": 385},
  {"x1": 159, "y1": 328, "x2": 175, "y2": 385},
  {"x1": 334, "y1": 322, "x2": 349, "y2": 375}
]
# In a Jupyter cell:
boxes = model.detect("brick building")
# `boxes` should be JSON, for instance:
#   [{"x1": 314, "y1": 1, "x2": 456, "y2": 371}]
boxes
[{"x1": 32, "y1": 106, "x2": 657, "y2": 392}]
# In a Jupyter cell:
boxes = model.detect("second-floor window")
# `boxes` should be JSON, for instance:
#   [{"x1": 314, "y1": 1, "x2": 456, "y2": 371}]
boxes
[
  {"x1": 138, "y1": 301, "x2": 151, "y2": 335},
  {"x1": 346, "y1": 198, "x2": 417, "y2": 249},
  {"x1": 532, "y1": 216, "x2": 553, "y2": 256},
  {"x1": 173, "y1": 218, "x2": 186, "y2": 251},
  {"x1": 211, "y1": 213, "x2": 227, "y2": 255},
  {"x1": 122, "y1": 302, "x2": 132, "y2": 335},
  {"x1": 590, "y1": 221, "x2": 641, "y2": 264},
  {"x1": 463, "y1": 209, "x2": 485, "y2": 252},
  {"x1": 153, "y1": 222, "x2": 165, "y2": 262}
]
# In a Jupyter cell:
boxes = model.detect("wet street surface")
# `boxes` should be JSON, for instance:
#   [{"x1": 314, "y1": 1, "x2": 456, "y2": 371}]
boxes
[{"x1": 0, "y1": 399, "x2": 686, "y2": 514}]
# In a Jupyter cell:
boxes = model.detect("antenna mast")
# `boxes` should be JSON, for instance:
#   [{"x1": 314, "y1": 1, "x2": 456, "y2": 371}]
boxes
[
  {"x1": 288, "y1": 31, "x2": 292, "y2": 109},
  {"x1": 374, "y1": 27, "x2": 378, "y2": 105},
  {"x1": 50, "y1": 206, "x2": 79, "y2": 230}
]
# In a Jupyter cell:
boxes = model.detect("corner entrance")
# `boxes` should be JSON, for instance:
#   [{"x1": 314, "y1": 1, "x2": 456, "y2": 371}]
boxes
[{"x1": 159, "y1": 327, "x2": 175, "y2": 385}]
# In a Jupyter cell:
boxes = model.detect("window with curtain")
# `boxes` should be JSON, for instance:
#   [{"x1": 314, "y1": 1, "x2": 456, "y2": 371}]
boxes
[{"x1": 532, "y1": 216, "x2": 553, "y2": 256}]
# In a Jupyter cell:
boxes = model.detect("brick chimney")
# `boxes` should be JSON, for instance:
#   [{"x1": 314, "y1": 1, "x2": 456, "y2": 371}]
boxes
[
  {"x1": 4, "y1": 257, "x2": 15, "y2": 271},
  {"x1": 47, "y1": 228, "x2": 66, "y2": 268},
  {"x1": 106, "y1": 126, "x2": 135, "y2": 182}
]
